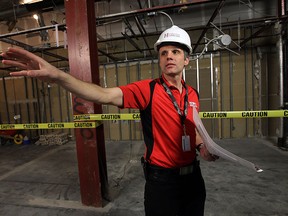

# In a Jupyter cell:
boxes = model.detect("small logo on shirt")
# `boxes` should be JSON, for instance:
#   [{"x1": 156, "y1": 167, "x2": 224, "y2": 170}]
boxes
[{"x1": 189, "y1": 101, "x2": 197, "y2": 108}]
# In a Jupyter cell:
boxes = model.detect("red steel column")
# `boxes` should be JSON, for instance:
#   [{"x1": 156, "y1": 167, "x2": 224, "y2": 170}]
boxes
[{"x1": 65, "y1": 0, "x2": 108, "y2": 207}]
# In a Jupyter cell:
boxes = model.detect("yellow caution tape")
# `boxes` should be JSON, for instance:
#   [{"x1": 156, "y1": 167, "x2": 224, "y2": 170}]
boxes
[
  {"x1": 200, "y1": 110, "x2": 288, "y2": 119},
  {"x1": 0, "y1": 122, "x2": 101, "y2": 130},
  {"x1": 73, "y1": 113, "x2": 141, "y2": 121},
  {"x1": 1, "y1": 110, "x2": 287, "y2": 130},
  {"x1": 74, "y1": 110, "x2": 288, "y2": 120}
]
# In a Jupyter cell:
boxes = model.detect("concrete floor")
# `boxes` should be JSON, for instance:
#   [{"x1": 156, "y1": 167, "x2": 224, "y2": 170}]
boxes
[{"x1": 0, "y1": 137, "x2": 287, "y2": 216}]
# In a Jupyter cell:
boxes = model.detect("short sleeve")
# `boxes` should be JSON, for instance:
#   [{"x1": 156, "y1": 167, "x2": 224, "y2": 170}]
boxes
[{"x1": 119, "y1": 79, "x2": 152, "y2": 110}]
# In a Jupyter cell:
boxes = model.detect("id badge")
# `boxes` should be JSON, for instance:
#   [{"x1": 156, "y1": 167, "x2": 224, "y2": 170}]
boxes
[{"x1": 182, "y1": 135, "x2": 191, "y2": 152}]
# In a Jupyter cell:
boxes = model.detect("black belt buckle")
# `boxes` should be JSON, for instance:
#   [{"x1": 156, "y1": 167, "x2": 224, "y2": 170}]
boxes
[{"x1": 179, "y1": 164, "x2": 194, "y2": 175}]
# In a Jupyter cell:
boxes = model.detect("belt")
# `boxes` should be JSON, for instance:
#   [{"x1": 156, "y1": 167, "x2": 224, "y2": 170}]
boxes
[{"x1": 147, "y1": 161, "x2": 198, "y2": 176}]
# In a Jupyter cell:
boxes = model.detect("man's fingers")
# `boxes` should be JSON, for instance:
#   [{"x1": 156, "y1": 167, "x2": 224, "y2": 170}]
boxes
[
  {"x1": 2, "y1": 59, "x2": 29, "y2": 69},
  {"x1": 2, "y1": 47, "x2": 43, "y2": 64},
  {"x1": 2, "y1": 50, "x2": 28, "y2": 62},
  {"x1": 10, "y1": 70, "x2": 29, "y2": 77}
]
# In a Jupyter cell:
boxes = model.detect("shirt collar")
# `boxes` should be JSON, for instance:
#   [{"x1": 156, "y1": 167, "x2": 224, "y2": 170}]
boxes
[{"x1": 160, "y1": 74, "x2": 185, "y2": 90}]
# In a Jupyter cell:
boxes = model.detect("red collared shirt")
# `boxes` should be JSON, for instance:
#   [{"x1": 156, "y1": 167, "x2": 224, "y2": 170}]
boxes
[{"x1": 119, "y1": 76, "x2": 200, "y2": 168}]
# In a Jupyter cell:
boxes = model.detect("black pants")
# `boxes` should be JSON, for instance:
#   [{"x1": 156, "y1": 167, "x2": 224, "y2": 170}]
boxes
[{"x1": 144, "y1": 163, "x2": 206, "y2": 216}]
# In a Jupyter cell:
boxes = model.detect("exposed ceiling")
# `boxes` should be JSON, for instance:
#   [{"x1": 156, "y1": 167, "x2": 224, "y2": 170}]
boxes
[{"x1": 0, "y1": 0, "x2": 287, "y2": 77}]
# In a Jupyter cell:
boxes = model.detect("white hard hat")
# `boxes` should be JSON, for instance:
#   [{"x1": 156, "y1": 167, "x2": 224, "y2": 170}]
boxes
[{"x1": 154, "y1": 25, "x2": 192, "y2": 54}]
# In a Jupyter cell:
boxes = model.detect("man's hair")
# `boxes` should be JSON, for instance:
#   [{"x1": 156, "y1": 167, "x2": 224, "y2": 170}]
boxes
[{"x1": 183, "y1": 50, "x2": 189, "y2": 59}]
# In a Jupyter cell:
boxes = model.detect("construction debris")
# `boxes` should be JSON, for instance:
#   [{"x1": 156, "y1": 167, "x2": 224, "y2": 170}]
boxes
[{"x1": 35, "y1": 132, "x2": 69, "y2": 146}]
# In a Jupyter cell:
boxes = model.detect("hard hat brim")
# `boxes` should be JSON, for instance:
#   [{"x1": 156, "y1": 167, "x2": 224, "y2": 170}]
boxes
[{"x1": 155, "y1": 42, "x2": 191, "y2": 55}]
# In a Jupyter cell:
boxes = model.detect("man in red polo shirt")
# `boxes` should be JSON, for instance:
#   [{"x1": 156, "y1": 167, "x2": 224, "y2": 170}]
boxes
[{"x1": 2, "y1": 25, "x2": 217, "y2": 216}]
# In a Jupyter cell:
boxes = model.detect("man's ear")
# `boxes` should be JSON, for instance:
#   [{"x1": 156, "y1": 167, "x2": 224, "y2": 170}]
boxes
[{"x1": 184, "y1": 57, "x2": 189, "y2": 66}]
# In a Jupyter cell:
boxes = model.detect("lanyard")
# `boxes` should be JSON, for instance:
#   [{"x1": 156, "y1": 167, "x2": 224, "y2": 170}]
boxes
[{"x1": 160, "y1": 77, "x2": 188, "y2": 127}]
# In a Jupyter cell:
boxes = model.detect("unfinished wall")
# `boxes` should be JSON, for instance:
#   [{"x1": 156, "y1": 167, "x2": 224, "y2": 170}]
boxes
[
  {"x1": 0, "y1": 12, "x2": 281, "y2": 141},
  {"x1": 97, "y1": 45, "x2": 280, "y2": 140},
  {"x1": 99, "y1": 61, "x2": 160, "y2": 141},
  {"x1": 0, "y1": 76, "x2": 73, "y2": 139},
  {"x1": 0, "y1": 45, "x2": 280, "y2": 141}
]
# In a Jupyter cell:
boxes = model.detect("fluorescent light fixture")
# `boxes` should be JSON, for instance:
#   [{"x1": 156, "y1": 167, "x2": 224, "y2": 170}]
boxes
[{"x1": 20, "y1": 0, "x2": 43, "y2": 4}]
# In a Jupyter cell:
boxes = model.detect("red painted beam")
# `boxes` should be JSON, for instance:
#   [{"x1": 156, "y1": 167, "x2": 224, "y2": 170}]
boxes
[{"x1": 65, "y1": 0, "x2": 107, "y2": 207}]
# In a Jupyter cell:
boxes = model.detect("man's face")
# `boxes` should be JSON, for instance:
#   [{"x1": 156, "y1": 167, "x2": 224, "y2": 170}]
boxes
[{"x1": 158, "y1": 45, "x2": 189, "y2": 77}]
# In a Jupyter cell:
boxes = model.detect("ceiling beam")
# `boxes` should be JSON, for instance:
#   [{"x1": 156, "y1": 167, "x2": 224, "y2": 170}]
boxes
[
  {"x1": 96, "y1": 0, "x2": 220, "y2": 25},
  {"x1": 98, "y1": 49, "x2": 119, "y2": 61},
  {"x1": 134, "y1": 15, "x2": 153, "y2": 56},
  {"x1": 192, "y1": 0, "x2": 226, "y2": 53},
  {"x1": 121, "y1": 32, "x2": 143, "y2": 53},
  {"x1": 0, "y1": 37, "x2": 68, "y2": 61},
  {"x1": 240, "y1": 23, "x2": 275, "y2": 48}
]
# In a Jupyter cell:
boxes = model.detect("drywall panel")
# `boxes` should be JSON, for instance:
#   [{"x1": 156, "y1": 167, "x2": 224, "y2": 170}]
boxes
[
  {"x1": 231, "y1": 53, "x2": 247, "y2": 137},
  {"x1": 140, "y1": 62, "x2": 153, "y2": 80},
  {"x1": 129, "y1": 63, "x2": 139, "y2": 83},
  {"x1": 151, "y1": 60, "x2": 160, "y2": 79}
]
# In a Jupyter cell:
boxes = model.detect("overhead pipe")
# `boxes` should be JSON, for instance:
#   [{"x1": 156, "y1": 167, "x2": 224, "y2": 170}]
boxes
[
  {"x1": 96, "y1": 0, "x2": 220, "y2": 25},
  {"x1": 133, "y1": 15, "x2": 153, "y2": 56},
  {"x1": 0, "y1": 24, "x2": 65, "y2": 39},
  {"x1": 96, "y1": 16, "x2": 286, "y2": 44},
  {"x1": 0, "y1": 0, "x2": 284, "y2": 65},
  {"x1": 134, "y1": 15, "x2": 147, "y2": 35},
  {"x1": 98, "y1": 49, "x2": 119, "y2": 61},
  {"x1": 123, "y1": 18, "x2": 138, "y2": 39},
  {"x1": 0, "y1": 23, "x2": 117, "y2": 61},
  {"x1": 121, "y1": 32, "x2": 143, "y2": 53},
  {"x1": 0, "y1": 37, "x2": 68, "y2": 61},
  {"x1": 240, "y1": 23, "x2": 275, "y2": 47},
  {"x1": 0, "y1": 0, "x2": 110, "y2": 20},
  {"x1": 137, "y1": 0, "x2": 143, "y2": 9},
  {"x1": 0, "y1": 2, "x2": 283, "y2": 44}
]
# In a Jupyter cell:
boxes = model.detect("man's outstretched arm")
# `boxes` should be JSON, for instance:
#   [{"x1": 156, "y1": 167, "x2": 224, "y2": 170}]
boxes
[{"x1": 1, "y1": 47, "x2": 123, "y2": 107}]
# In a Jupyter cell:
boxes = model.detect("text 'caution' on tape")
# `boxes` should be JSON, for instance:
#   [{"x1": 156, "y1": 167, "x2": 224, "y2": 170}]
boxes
[
  {"x1": 1, "y1": 110, "x2": 287, "y2": 130},
  {"x1": 0, "y1": 122, "x2": 101, "y2": 130},
  {"x1": 74, "y1": 110, "x2": 288, "y2": 121}
]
